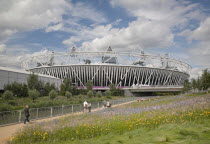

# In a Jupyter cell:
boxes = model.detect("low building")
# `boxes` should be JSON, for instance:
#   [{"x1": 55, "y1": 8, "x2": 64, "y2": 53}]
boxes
[{"x1": 0, "y1": 67, "x2": 62, "y2": 90}]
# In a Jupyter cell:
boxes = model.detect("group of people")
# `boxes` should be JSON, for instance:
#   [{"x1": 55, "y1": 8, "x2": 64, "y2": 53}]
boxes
[
  {"x1": 83, "y1": 101, "x2": 92, "y2": 113},
  {"x1": 103, "y1": 100, "x2": 112, "y2": 108}
]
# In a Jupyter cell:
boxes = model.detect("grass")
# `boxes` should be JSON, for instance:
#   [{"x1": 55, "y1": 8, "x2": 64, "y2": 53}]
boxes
[
  {"x1": 13, "y1": 119, "x2": 210, "y2": 144},
  {"x1": 8, "y1": 94, "x2": 210, "y2": 144}
]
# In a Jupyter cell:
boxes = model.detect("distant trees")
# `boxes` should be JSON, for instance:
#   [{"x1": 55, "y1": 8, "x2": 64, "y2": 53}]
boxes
[
  {"x1": 109, "y1": 84, "x2": 124, "y2": 96},
  {"x1": 183, "y1": 69, "x2": 210, "y2": 93},
  {"x1": 3, "y1": 73, "x2": 56, "y2": 100},
  {"x1": 4, "y1": 82, "x2": 28, "y2": 97}
]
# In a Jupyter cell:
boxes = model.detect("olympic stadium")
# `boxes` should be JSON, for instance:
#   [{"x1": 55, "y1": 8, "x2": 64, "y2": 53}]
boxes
[{"x1": 21, "y1": 47, "x2": 191, "y2": 92}]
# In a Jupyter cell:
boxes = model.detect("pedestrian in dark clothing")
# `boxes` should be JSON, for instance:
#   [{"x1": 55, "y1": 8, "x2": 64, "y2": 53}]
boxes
[
  {"x1": 24, "y1": 105, "x2": 30, "y2": 124},
  {"x1": 88, "y1": 103, "x2": 92, "y2": 112}
]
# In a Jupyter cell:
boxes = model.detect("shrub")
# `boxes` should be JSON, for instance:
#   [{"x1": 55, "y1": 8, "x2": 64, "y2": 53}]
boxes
[
  {"x1": 2, "y1": 90, "x2": 14, "y2": 101},
  {"x1": 28, "y1": 89, "x2": 40, "y2": 102},
  {"x1": 87, "y1": 90, "x2": 94, "y2": 98},
  {"x1": 54, "y1": 96, "x2": 67, "y2": 101},
  {"x1": 96, "y1": 91, "x2": 102, "y2": 98},
  {"x1": 65, "y1": 91, "x2": 72, "y2": 99},
  {"x1": 8, "y1": 100, "x2": 17, "y2": 106},
  {"x1": 49, "y1": 90, "x2": 57, "y2": 100}
]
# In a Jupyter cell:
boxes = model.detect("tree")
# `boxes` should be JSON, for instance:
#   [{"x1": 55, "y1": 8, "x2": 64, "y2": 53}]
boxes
[
  {"x1": 21, "y1": 84, "x2": 29, "y2": 97},
  {"x1": 86, "y1": 80, "x2": 93, "y2": 91},
  {"x1": 200, "y1": 69, "x2": 210, "y2": 90},
  {"x1": 49, "y1": 90, "x2": 57, "y2": 100},
  {"x1": 60, "y1": 83, "x2": 66, "y2": 96},
  {"x1": 63, "y1": 78, "x2": 72, "y2": 92},
  {"x1": 105, "y1": 90, "x2": 111, "y2": 97},
  {"x1": 27, "y1": 73, "x2": 44, "y2": 96},
  {"x1": 65, "y1": 91, "x2": 72, "y2": 99},
  {"x1": 28, "y1": 89, "x2": 40, "y2": 102},
  {"x1": 2, "y1": 90, "x2": 14, "y2": 101},
  {"x1": 96, "y1": 91, "x2": 102, "y2": 98},
  {"x1": 87, "y1": 90, "x2": 94, "y2": 98},
  {"x1": 60, "y1": 78, "x2": 74, "y2": 95},
  {"x1": 197, "y1": 77, "x2": 202, "y2": 91},
  {"x1": 191, "y1": 78, "x2": 197, "y2": 92},
  {"x1": 109, "y1": 83, "x2": 116, "y2": 92},
  {"x1": 44, "y1": 82, "x2": 56, "y2": 96},
  {"x1": 182, "y1": 79, "x2": 191, "y2": 93},
  {"x1": 27, "y1": 73, "x2": 39, "y2": 89}
]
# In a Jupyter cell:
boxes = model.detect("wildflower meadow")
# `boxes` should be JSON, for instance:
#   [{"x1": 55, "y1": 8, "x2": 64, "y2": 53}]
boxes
[{"x1": 8, "y1": 94, "x2": 210, "y2": 144}]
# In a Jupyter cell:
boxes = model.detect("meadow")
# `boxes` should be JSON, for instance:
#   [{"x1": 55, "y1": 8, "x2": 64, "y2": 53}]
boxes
[{"x1": 8, "y1": 94, "x2": 210, "y2": 144}]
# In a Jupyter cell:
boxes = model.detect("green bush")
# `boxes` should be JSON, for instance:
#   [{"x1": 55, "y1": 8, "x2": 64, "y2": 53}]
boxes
[
  {"x1": 0, "y1": 104, "x2": 13, "y2": 112},
  {"x1": 65, "y1": 91, "x2": 72, "y2": 99},
  {"x1": 87, "y1": 90, "x2": 94, "y2": 98},
  {"x1": 28, "y1": 89, "x2": 40, "y2": 101},
  {"x1": 2, "y1": 90, "x2": 14, "y2": 101},
  {"x1": 49, "y1": 90, "x2": 57, "y2": 100},
  {"x1": 96, "y1": 91, "x2": 102, "y2": 98}
]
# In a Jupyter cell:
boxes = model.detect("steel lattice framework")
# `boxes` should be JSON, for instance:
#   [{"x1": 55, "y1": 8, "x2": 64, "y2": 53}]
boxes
[{"x1": 21, "y1": 50, "x2": 191, "y2": 88}]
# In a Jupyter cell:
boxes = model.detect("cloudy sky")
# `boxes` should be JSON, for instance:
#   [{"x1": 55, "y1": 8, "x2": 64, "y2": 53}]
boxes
[{"x1": 0, "y1": 0, "x2": 209, "y2": 78}]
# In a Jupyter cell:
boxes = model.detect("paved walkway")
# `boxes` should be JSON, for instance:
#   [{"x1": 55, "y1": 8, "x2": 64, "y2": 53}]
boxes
[{"x1": 0, "y1": 100, "x2": 136, "y2": 144}]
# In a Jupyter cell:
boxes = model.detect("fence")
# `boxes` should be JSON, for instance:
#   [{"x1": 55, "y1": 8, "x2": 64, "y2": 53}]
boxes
[{"x1": 0, "y1": 97, "x2": 137, "y2": 126}]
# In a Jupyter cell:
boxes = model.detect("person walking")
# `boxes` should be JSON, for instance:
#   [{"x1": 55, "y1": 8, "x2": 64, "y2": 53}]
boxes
[
  {"x1": 24, "y1": 105, "x2": 30, "y2": 124},
  {"x1": 87, "y1": 103, "x2": 92, "y2": 112},
  {"x1": 83, "y1": 101, "x2": 88, "y2": 113},
  {"x1": 103, "y1": 100, "x2": 107, "y2": 108}
]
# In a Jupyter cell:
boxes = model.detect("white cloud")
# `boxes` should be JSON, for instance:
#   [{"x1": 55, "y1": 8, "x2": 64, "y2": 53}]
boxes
[
  {"x1": 190, "y1": 17, "x2": 210, "y2": 41},
  {"x1": 0, "y1": 0, "x2": 68, "y2": 42},
  {"x1": 67, "y1": 2, "x2": 107, "y2": 23},
  {"x1": 110, "y1": 0, "x2": 203, "y2": 28},
  {"x1": 63, "y1": 37, "x2": 81, "y2": 46},
  {"x1": 73, "y1": 0, "x2": 204, "y2": 52},
  {"x1": 80, "y1": 19, "x2": 174, "y2": 51},
  {"x1": 0, "y1": 44, "x2": 6, "y2": 53},
  {"x1": 190, "y1": 67, "x2": 203, "y2": 79},
  {"x1": 62, "y1": 24, "x2": 116, "y2": 48},
  {"x1": 179, "y1": 17, "x2": 210, "y2": 68},
  {"x1": 189, "y1": 41, "x2": 210, "y2": 67},
  {"x1": 0, "y1": 44, "x2": 29, "y2": 68},
  {"x1": 0, "y1": 0, "x2": 107, "y2": 43},
  {"x1": 45, "y1": 23, "x2": 63, "y2": 32}
]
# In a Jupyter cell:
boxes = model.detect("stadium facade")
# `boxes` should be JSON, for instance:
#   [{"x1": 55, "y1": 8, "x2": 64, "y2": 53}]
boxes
[{"x1": 21, "y1": 47, "x2": 191, "y2": 91}]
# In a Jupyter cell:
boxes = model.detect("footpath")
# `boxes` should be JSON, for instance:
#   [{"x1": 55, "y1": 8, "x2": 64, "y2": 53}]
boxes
[{"x1": 0, "y1": 100, "x2": 136, "y2": 144}]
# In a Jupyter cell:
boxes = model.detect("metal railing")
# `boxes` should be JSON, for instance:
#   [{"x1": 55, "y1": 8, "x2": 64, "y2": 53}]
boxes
[{"x1": 0, "y1": 97, "x2": 137, "y2": 126}]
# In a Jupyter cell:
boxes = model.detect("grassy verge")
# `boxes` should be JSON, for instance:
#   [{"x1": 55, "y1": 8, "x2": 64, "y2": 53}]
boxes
[{"x1": 0, "y1": 95, "x2": 125, "y2": 112}]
